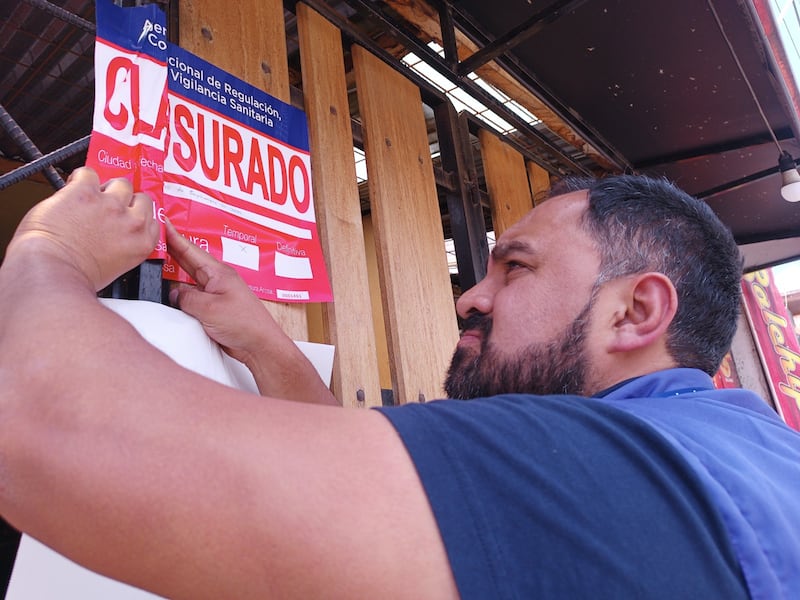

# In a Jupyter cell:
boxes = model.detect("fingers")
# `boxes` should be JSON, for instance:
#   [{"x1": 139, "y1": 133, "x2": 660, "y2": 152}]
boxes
[
  {"x1": 168, "y1": 282, "x2": 194, "y2": 309},
  {"x1": 99, "y1": 176, "x2": 132, "y2": 194},
  {"x1": 99, "y1": 177, "x2": 134, "y2": 208},
  {"x1": 66, "y1": 166, "x2": 101, "y2": 187},
  {"x1": 98, "y1": 178, "x2": 159, "y2": 248},
  {"x1": 165, "y1": 218, "x2": 218, "y2": 286},
  {"x1": 129, "y1": 191, "x2": 156, "y2": 224},
  {"x1": 139, "y1": 194, "x2": 161, "y2": 249},
  {"x1": 9, "y1": 166, "x2": 161, "y2": 291},
  {"x1": 169, "y1": 283, "x2": 212, "y2": 321}
]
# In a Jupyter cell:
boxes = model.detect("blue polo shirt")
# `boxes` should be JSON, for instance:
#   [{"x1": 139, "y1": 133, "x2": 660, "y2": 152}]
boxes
[{"x1": 377, "y1": 368, "x2": 800, "y2": 599}]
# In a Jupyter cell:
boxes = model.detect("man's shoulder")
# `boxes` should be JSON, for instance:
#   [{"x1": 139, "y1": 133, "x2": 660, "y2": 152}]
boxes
[{"x1": 375, "y1": 386, "x2": 750, "y2": 599}]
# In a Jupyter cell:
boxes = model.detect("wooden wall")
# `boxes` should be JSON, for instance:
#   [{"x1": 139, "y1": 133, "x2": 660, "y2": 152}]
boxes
[{"x1": 176, "y1": 0, "x2": 550, "y2": 405}]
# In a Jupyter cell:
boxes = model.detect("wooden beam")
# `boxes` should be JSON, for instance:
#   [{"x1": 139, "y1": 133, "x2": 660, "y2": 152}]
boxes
[
  {"x1": 527, "y1": 161, "x2": 551, "y2": 206},
  {"x1": 179, "y1": 0, "x2": 308, "y2": 340},
  {"x1": 296, "y1": 4, "x2": 382, "y2": 407},
  {"x1": 435, "y1": 101, "x2": 488, "y2": 290},
  {"x1": 353, "y1": 45, "x2": 459, "y2": 404},
  {"x1": 479, "y1": 129, "x2": 533, "y2": 236}
]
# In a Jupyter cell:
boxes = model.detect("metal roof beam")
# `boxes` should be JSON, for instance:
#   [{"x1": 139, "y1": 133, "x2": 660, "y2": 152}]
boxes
[
  {"x1": 22, "y1": 0, "x2": 95, "y2": 33},
  {"x1": 0, "y1": 104, "x2": 64, "y2": 190},
  {"x1": 0, "y1": 135, "x2": 90, "y2": 191},
  {"x1": 634, "y1": 130, "x2": 794, "y2": 171},
  {"x1": 456, "y1": 0, "x2": 589, "y2": 77},
  {"x1": 342, "y1": 0, "x2": 591, "y2": 175}
]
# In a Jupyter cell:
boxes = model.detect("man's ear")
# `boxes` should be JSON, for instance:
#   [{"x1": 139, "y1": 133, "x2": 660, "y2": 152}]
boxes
[{"x1": 607, "y1": 272, "x2": 678, "y2": 353}]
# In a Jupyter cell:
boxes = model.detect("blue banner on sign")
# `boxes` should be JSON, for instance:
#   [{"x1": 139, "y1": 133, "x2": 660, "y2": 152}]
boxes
[
  {"x1": 95, "y1": 0, "x2": 167, "y2": 62},
  {"x1": 167, "y1": 46, "x2": 310, "y2": 152}
]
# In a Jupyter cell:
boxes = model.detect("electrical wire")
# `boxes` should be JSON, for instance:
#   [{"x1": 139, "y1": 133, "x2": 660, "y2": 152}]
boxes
[{"x1": 706, "y1": 0, "x2": 784, "y2": 153}]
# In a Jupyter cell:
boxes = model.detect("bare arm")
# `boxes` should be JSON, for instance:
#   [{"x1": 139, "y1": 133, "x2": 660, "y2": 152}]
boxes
[
  {"x1": 0, "y1": 169, "x2": 456, "y2": 599},
  {"x1": 166, "y1": 222, "x2": 337, "y2": 405}
]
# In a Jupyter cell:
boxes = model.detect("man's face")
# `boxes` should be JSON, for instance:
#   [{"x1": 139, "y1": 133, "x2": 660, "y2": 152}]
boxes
[
  {"x1": 444, "y1": 191, "x2": 603, "y2": 399},
  {"x1": 444, "y1": 290, "x2": 596, "y2": 398}
]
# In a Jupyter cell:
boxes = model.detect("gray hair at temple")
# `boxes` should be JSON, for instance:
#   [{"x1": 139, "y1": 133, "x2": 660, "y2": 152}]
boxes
[{"x1": 554, "y1": 174, "x2": 744, "y2": 375}]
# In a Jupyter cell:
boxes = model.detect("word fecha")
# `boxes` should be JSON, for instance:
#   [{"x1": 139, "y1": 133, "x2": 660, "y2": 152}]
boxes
[{"x1": 97, "y1": 150, "x2": 164, "y2": 174}]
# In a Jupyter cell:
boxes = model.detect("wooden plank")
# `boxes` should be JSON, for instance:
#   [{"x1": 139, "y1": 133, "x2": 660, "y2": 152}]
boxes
[
  {"x1": 527, "y1": 161, "x2": 551, "y2": 206},
  {"x1": 178, "y1": 0, "x2": 290, "y2": 102},
  {"x1": 296, "y1": 4, "x2": 382, "y2": 408},
  {"x1": 362, "y1": 217, "x2": 393, "y2": 391},
  {"x1": 479, "y1": 129, "x2": 533, "y2": 236},
  {"x1": 352, "y1": 45, "x2": 459, "y2": 404},
  {"x1": 178, "y1": 0, "x2": 308, "y2": 341}
]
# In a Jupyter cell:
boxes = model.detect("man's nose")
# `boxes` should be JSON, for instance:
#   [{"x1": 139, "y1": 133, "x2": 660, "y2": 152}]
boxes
[{"x1": 456, "y1": 278, "x2": 494, "y2": 319}]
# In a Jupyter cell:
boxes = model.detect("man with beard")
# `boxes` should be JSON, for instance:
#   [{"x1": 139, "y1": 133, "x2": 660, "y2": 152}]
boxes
[{"x1": 0, "y1": 168, "x2": 798, "y2": 599}]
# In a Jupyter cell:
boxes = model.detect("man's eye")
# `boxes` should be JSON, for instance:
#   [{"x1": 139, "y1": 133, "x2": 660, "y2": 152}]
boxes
[{"x1": 506, "y1": 261, "x2": 525, "y2": 272}]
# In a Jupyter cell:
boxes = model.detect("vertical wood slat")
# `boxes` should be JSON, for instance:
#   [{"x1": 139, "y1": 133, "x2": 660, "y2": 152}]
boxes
[
  {"x1": 362, "y1": 217, "x2": 393, "y2": 390},
  {"x1": 178, "y1": 0, "x2": 290, "y2": 101},
  {"x1": 178, "y1": 0, "x2": 308, "y2": 341},
  {"x1": 352, "y1": 45, "x2": 459, "y2": 404},
  {"x1": 296, "y1": 4, "x2": 382, "y2": 408},
  {"x1": 478, "y1": 129, "x2": 533, "y2": 236},
  {"x1": 527, "y1": 161, "x2": 551, "y2": 206}
]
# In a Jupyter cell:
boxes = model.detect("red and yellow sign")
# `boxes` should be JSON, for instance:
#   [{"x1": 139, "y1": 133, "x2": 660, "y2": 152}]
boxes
[
  {"x1": 712, "y1": 352, "x2": 741, "y2": 390},
  {"x1": 741, "y1": 269, "x2": 800, "y2": 431}
]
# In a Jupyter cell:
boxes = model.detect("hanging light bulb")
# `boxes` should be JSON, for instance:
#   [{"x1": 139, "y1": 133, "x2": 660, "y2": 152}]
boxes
[{"x1": 779, "y1": 151, "x2": 800, "y2": 202}]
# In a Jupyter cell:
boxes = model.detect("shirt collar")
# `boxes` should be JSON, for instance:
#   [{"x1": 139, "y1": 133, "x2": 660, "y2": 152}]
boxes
[{"x1": 592, "y1": 368, "x2": 715, "y2": 401}]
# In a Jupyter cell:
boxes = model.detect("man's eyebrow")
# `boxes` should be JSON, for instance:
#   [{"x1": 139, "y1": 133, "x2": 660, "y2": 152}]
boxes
[{"x1": 491, "y1": 239, "x2": 536, "y2": 261}]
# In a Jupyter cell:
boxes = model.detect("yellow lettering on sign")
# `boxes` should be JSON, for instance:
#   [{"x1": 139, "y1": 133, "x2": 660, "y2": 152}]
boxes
[
  {"x1": 776, "y1": 345, "x2": 800, "y2": 376},
  {"x1": 777, "y1": 381, "x2": 800, "y2": 412},
  {"x1": 769, "y1": 322, "x2": 786, "y2": 347},
  {"x1": 764, "y1": 308, "x2": 789, "y2": 329},
  {"x1": 753, "y1": 282, "x2": 771, "y2": 309}
]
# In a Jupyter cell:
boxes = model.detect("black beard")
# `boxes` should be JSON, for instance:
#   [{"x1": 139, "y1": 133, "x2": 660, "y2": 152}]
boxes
[{"x1": 444, "y1": 296, "x2": 595, "y2": 399}]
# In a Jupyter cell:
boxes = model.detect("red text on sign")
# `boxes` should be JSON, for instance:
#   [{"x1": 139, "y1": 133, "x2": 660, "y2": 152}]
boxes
[{"x1": 171, "y1": 103, "x2": 310, "y2": 215}]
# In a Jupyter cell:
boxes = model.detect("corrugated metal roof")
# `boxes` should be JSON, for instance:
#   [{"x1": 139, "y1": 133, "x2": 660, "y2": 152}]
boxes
[{"x1": 0, "y1": 0, "x2": 96, "y2": 172}]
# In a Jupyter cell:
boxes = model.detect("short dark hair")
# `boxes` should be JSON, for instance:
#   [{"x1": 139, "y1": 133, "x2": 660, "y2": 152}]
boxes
[{"x1": 554, "y1": 175, "x2": 743, "y2": 375}]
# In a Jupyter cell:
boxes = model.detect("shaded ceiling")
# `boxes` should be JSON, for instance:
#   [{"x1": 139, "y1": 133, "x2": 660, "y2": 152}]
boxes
[{"x1": 2, "y1": 0, "x2": 800, "y2": 271}]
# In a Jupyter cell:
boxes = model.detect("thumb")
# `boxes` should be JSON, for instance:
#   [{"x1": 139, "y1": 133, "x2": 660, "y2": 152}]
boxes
[{"x1": 170, "y1": 283, "x2": 216, "y2": 322}]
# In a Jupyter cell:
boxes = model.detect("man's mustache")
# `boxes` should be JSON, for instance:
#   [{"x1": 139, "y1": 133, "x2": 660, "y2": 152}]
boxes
[{"x1": 459, "y1": 312, "x2": 492, "y2": 337}]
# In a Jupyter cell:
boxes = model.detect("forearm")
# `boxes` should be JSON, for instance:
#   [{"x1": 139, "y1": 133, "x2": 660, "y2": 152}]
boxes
[
  {"x1": 242, "y1": 336, "x2": 338, "y2": 405},
  {"x1": 0, "y1": 254, "x2": 452, "y2": 599},
  {"x1": 0, "y1": 248, "x2": 307, "y2": 596},
  {"x1": 0, "y1": 249, "x2": 170, "y2": 585},
  {"x1": 164, "y1": 223, "x2": 338, "y2": 406},
  {"x1": 0, "y1": 169, "x2": 458, "y2": 599}
]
